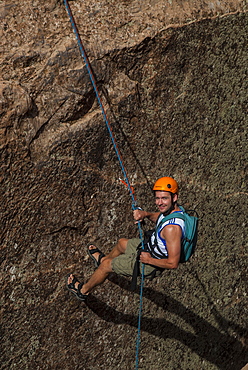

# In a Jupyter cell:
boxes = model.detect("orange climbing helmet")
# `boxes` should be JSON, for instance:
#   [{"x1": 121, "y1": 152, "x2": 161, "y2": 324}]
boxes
[{"x1": 153, "y1": 177, "x2": 179, "y2": 194}]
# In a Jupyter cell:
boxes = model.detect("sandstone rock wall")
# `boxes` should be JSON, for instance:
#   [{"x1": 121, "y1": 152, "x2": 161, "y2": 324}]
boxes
[{"x1": 1, "y1": 1, "x2": 247, "y2": 369}]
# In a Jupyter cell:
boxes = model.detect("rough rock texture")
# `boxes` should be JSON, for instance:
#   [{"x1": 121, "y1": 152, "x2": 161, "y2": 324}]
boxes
[{"x1": 1, "y1": 1, "x2": 247, "y2": 369}]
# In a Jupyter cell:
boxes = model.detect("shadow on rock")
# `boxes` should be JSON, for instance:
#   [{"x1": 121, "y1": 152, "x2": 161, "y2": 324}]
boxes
[{"x1": 85, "y1": 274, "x2": 247, "y2": 370}]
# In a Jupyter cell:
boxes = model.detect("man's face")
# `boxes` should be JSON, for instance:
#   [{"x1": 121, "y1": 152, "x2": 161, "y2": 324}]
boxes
[{"x1": 155, "y1": 191, "x2": 177, "y2": 213}]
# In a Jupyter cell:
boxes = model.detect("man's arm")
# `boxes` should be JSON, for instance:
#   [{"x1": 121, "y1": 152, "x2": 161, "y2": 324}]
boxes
[
  {"x1": 139, "y1": 224, "x2": 182, "y2": 269},
  {"x1": 133, "y1": 209, "x2": 160, "y2": 224}
]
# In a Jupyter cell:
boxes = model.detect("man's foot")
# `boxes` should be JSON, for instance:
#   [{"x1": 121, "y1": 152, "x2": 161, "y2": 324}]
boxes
[
  {"x1": 87, "y1": 245, "x2": 105, "y2": 268},
  {"x1": 66, "y1": 274, "x2": 88, "y2": 302}
]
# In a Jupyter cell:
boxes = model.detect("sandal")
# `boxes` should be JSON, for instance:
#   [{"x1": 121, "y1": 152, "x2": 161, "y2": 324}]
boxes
[
  {"x1": 66, "y1": 274, "x2": 88, "y2": 302},
  {"x1": 87, "y1": 245, "x2": 105, "y2": 268}
]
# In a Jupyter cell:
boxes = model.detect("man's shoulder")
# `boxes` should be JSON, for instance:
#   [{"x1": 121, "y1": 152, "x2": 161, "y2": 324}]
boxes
[
  {"x1": 158, "y1": 211, "x2": 185, "y2": 233},
  {"x1": 160, "y1": 223, "x2": 183, "y2": 239}
]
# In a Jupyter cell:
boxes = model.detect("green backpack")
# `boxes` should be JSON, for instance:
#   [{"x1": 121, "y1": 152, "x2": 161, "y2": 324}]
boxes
[{"x1": 156, "y1": 206, "x2": 198, "y2": 263}]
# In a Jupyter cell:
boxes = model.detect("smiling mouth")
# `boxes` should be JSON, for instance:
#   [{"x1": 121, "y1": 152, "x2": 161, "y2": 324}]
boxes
[{"x1": 159, "y1": 205, "x2": 167, "y2": 210}]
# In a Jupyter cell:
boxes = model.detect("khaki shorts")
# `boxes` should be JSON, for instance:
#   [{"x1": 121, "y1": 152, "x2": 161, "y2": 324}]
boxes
[{"x1": 111, "y1": 238, "x2": 164, "y2": 278}]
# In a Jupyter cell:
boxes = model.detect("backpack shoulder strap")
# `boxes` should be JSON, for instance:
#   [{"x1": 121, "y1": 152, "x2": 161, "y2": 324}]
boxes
[{"x1": 156, "y1": 210, "x2": 186, "y2": 230}]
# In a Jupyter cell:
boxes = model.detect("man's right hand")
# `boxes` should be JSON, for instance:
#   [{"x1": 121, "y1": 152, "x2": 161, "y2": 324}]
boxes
[
  {"x1": 133, "y1": 209, "x2": 160, "y2": 224},
  {"x1": 133, "y1": 209, "x2": 147, "y2": 223}
]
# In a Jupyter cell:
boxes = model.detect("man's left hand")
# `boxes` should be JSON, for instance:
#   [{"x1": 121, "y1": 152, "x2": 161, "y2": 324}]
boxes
[{"x1": 139, "y1": 251, "x2": 152, "y2": 264}]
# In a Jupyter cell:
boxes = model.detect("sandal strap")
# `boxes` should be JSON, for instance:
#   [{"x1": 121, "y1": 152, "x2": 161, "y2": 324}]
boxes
[
  {"x1": 67, "y1": 276, "x2": 80, "y2": 291},
  {"x1": 88, "y1": 248, "x2": 101, "y2": 255},
  {"x1": 77, "y1": 282, "x2": 88, "y2": 301},
  {"x1": 77, "y1": 282, "x2": 84, "y2": 292},
  {"x1": 97, "y1": 252, "x2": 105, "y2": 265},
  {"x1": 72, "y1": 276, "x2": 79, "y2": 285}
]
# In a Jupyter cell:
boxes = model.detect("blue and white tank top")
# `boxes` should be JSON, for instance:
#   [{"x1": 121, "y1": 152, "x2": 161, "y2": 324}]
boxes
[{"x1": 146, "y1": 211, "x2": 186, "y2": 259}]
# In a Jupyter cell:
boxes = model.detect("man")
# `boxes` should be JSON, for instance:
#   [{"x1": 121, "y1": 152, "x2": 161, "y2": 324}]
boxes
[{"x1": 67, "y1": 176, "x2": 185, "y2": 301}]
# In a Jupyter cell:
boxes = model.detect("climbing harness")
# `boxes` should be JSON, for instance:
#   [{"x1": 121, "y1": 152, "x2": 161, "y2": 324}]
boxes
[{"x1": 63, "y1": 1, "x2": 144, "y2": 368}]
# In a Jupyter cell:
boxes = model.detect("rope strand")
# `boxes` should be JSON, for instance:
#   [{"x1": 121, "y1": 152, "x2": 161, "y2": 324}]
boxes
[
  {"x1": 64, "y1": 0, "x2": 136, "y2": 208},
  {"x1": 63, "y1": 2, "x2": 145, "y2": 368}
]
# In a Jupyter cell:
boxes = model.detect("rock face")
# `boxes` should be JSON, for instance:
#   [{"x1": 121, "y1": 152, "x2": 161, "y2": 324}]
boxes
[{"x1": 1, "y1": 1, "x2": 247, "y2": 369}]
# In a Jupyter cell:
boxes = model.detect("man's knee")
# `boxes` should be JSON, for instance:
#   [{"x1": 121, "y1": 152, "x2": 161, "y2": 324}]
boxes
[
  {"x1": 98, "y1": 257, "x2": 113, "y2": 273},
  {"x1": 117, "y1": 238, "x2": 128, "y2": 253}
]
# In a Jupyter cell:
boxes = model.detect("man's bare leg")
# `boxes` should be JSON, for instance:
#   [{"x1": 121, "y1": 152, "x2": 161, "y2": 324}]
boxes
[
  {"x1": 67, "y1": 238, "x2": 129, "y2": 296},
  {"x1": 92, "y1": 238, "x2": 128, "y2": 261},
  {"x1": 67, "y1": 257, "x2": 112, "y2": 295}
]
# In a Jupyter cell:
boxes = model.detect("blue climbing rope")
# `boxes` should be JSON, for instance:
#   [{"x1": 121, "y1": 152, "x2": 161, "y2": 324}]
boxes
[{"x1": 63, "y1": 1, "x2": 145, "y2": 368}]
